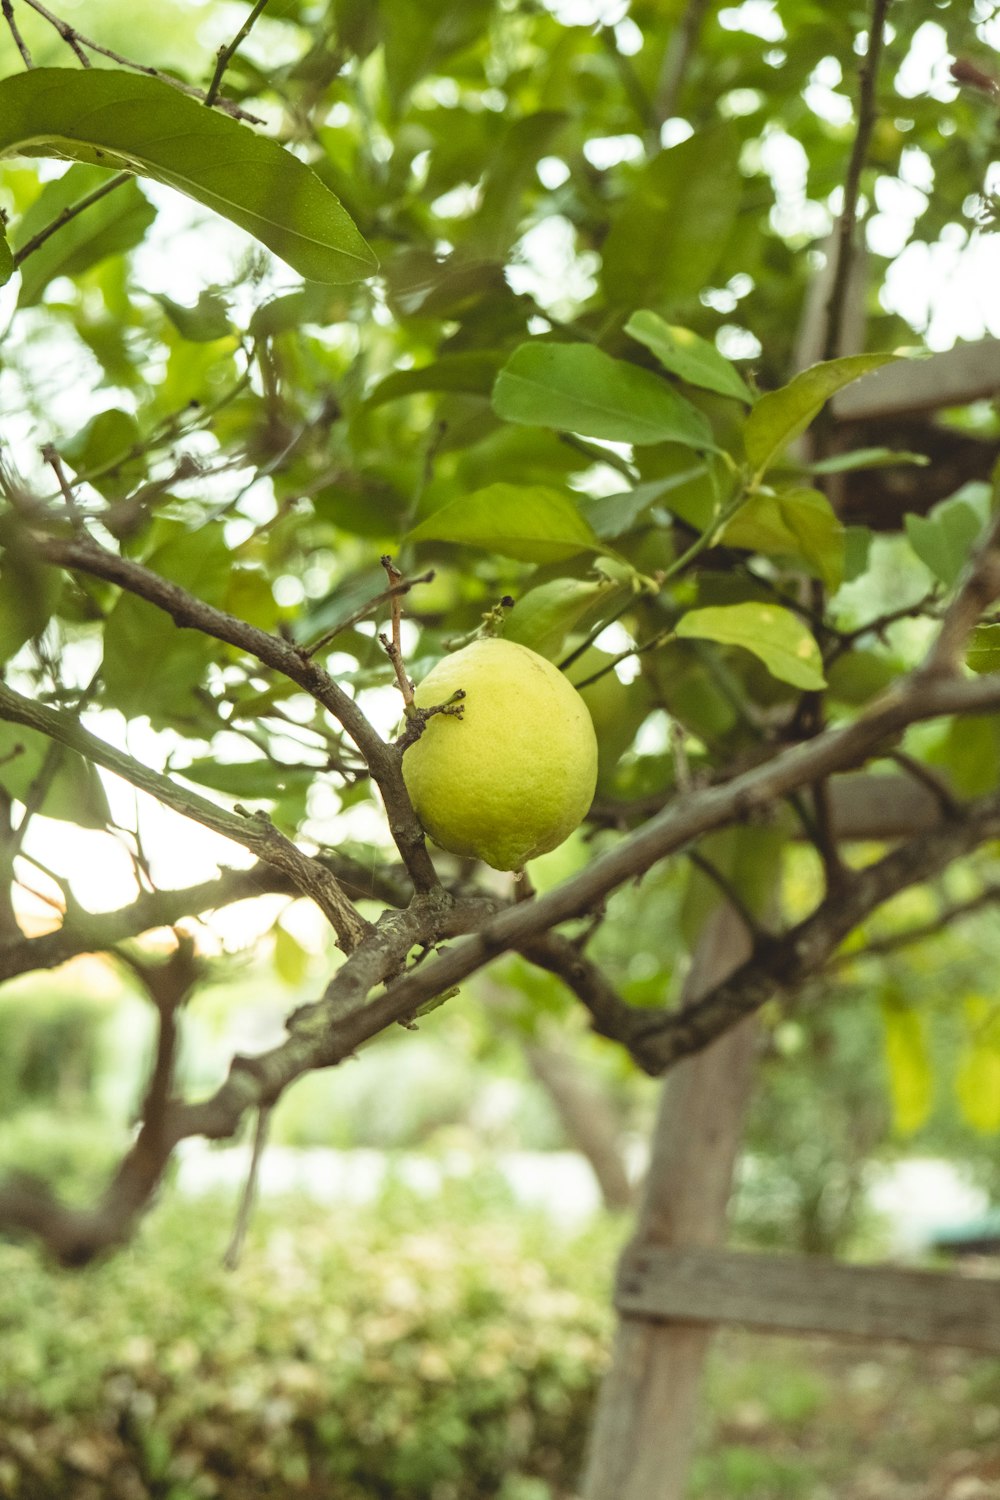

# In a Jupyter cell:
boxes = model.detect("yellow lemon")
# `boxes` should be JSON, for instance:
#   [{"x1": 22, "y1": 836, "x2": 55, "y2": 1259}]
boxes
[{"x1": 402, "y1": 638, "x2": 598, "y2": 871}]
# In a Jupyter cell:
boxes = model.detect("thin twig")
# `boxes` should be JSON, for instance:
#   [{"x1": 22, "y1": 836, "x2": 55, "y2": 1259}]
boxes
[
  {"x1": 302, "y1": 570, "x2": 434, "y2": 660},
  {"x1": 14, "y1": 172, "x2": 132, "y2": 268},
  {"x1": 378, "y1": 553, "x2": 415, "y2": 706},
  {"x1": 686, "y1": 848, "x2": 767, "y2": 944},
  {"x1": 40, "y1": 443, "x2": 84, "y2": 526},
  {"x1": 22, "y1": 528, "x2": 439, "y2": 891},
  {"x1": 830, "y1": 884, "x2": 1000, "y2": 967},
  {"x1": 0, "y1": 681, "x2": 373, "y2": 951},
  {"x1": 21, "y1": 0, "x2": 90, "y2": 64},
  {"x1": 223, "y1": 1103, "x2": 272, "y2": 1269},
  {"x1": 670, "y1": 718, "x2": 692, "y2": 795},
  {"x1": 18, "y1": 0, "x2": 263, "y2": 120},
  {"x1": 825, "y1": 588, "x2": 941, "y2": 664},
  {"x1": 810, "y1": 778, "x2": 850, "y2": 894},
  {"x1": 597, "y1": 25, "x2": 655, "y2": 133},
  {"x1": 205, "y1": 0, "x2": 271, "y2": 108},
  {"x1": 651, "y1": 0, "x2": 713, "y2": 134},
  {"x1": 2, "y1": 0, "x2": 33, "y2": 66},
  {"x1": 887, "y1": 748, "x2": 960, "y2": 820},
  {"x1": 821, "y1": 0, "x2": 891, "y2": 362}
]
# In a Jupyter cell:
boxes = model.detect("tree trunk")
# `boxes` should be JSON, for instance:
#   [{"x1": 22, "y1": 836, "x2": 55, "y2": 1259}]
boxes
[{"x1": 580, "y1": 903, "x2": 757, "y2": 1500}]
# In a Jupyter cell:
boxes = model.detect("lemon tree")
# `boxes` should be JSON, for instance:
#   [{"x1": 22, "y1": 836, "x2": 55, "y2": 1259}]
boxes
[{"x1": 0, "y1": 0, "x2": 998, "y2": 1348}]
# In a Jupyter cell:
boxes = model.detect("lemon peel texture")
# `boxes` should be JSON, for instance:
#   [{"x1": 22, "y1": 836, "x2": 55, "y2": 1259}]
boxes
[{"x1": 402, "y1": 638, "x2": 598, "y2": 871}]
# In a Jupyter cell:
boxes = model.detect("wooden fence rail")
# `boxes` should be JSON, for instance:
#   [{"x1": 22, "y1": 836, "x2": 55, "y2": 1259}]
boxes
[{"x1": 615, "y1": 1245, "x2": 1000, "y2": 1355}]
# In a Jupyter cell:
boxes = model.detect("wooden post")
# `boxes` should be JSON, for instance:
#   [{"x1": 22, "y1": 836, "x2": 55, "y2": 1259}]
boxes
[{"x1": 580, "y1": 903, "x2": 756, "y2": 1500}]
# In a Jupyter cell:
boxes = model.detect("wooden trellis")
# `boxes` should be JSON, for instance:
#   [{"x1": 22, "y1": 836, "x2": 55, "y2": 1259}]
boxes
[{"x1": 583, "y1": 339, "x2": 1000, "y2": 1500}]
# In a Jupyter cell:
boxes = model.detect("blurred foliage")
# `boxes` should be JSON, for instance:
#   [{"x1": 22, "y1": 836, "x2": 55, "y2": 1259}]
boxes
[
  {"x1": 0, "y1": 1188, "x2": 997, "y2": 1500},
  {"x1": 0, "y1": 1184, "x2": 615, "y2": 1500}
]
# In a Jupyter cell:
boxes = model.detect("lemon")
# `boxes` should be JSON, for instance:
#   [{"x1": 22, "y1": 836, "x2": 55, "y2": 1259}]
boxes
[{"x1": 402, "y1": 638, "x2": 598, "y2": 871}]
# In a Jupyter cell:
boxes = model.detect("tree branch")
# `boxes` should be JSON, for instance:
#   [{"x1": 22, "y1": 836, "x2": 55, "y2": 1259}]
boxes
[
  {"x1": 0, "y1": 853, "x2": 410, "y2": 985},
  {"x1": 0, "y1": 682, "x2": 372, "y2": 951},
  {"x1": 18, "y1": 0, "x2": 264, "y2": 120},
  {"x1": 830, "y1": 882, "x2": 1000, "y2": 968},
  {"x1": 0, "y1": 891, "x2": 497, "y2": 1263},
  {"x1": 625, "y1": 789, "x2": 1000, "y2": 1072},
  {"x1": 2, "y1": 0, "x2": 34, "y2": 67},
  {"x1": 821, "y1": 0, "x2": 891, "y2": 363},
  {"x1": 651, "y1": 0, "x2": 713, "y2": 133},
  {"x1": 13, "y1": 172, "x2": 132, "y2": 268},
  {"x1": 205, "y1": 0, "x2": 271, "y2": 109},
  {"x1": 29, "y1": 529, "x2": 438, "y2": 891}
]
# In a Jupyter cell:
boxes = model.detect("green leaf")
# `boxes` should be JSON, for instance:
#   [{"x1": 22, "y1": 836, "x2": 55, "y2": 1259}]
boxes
[
  {"x1": 465, "y1": 110, "x2": 566, "y2": 258},
  {"x1": 178, "y1": 758, "x2": 315, "y2": 800},
  {"x1": 843, "y1": 525, "x2": 872, "y2": 582},
  {"x1": 492, "y1": 343, "x2": 714, "y2": 448},
  {"x1": 248, "y1": 281, "x2": 352, "y2": 337},
  {"x1": 881, "y1": 998, "x2": 933, "y2": 1136},
  {"x1": 676, "y1": 602, "x2": 826, "y2": 690},
  {"x1": 721, "y1": 487, "x2": 845, "y2": 590},
  {"x1": 382, "y1": 0, "x2": 494, "y2": 109},
  {"x1": 274, "y1": 921, "x2": 311, "y2": 988},
  {"x1": 825, "y1": 648, "x2": 900, "y2": 705},
  {"x1": 955, "y1": 997, "x2": 1000, "y2": 1133},
  {"x1": 929, "y1": 714, "x2": 1000, "y2": 797},
  {"x1": 905, "y1": 498, "x2": 983, "y2": 588},
  {"x1": 505, "y1": 576, "x2": 623, "y2": 659},
  {"x1": 625, "y1": 312, "x2": 754, "y2": 403},
  {"x1": 580, "y1": 478, "x2": 697, "y2": 540},
  {"x1": 102, "y1": 525, "x2": 231, "y2": 727},
  {"x1": 804, "y1": 445, "x2": 930, "y2": 475},
  {"x1": 0, "y1": 528, "x2": 61, "y2": 664},
  {"x1": 0, "y1": 225, "x2": 13, "y2": 287},
  {"x1": 0, "y1": 720, "x2": 110, "y2": 828},
  {"x1": 0, "y1": 68, "x2": 376, "y2": 283},
  {"x1": 366, "y1": 352, "x2": 500, "y2": 408},
  {"x1": 59, "y1": 407, "x2": 146, "y2": 501},
  {"x1": 743, "y1": 354, "x2": 899, "y2": 479},
  {"x1": 152, "y1": 289, "x2": 232, "y2": 342},
  {"x1": 601, "y1": 124, "x2": 741, "y2": 308},
  {"x1": 409, "y1": 483, "x2": 606, "y2": 563},
  {"x1": 10, "y1": 162, "x2": 155, "y2": 307},
  {"x1": 968, "y1": 623, "x2": 1000, "y2": 675}
]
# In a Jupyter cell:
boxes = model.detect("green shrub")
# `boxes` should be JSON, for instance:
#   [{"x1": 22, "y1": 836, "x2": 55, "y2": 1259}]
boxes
[
  {"x1": 0, "y1": 986, "x2": 109, "y2": 1116},
  {"x1": 0, "y1": 1182, "x2": 615, "y2": 1500},
  {"x1": 0, "y1": 1109, "x2": 125, "y2": 1204}
]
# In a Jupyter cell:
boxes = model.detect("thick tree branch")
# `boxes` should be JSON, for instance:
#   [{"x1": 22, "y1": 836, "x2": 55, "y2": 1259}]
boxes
[
  {"x1": 0, "y1": 683, "x2": 371, "y2": 951},
  {"x1": 0, "y1": 891, "x2": 497, "y2": 1264},
  {"x1": 27, "y1": 529, "x2": 438, "y2": 890}
]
